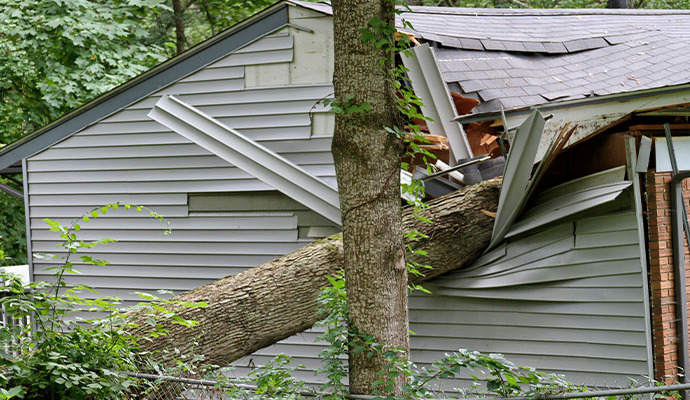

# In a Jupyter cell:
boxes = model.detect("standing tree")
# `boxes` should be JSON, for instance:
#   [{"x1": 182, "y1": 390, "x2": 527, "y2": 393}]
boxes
[
  {"x1": 0, "y1": 0, "x2": 170, "y2": 263},
  {"x1": 331, "y1": 0, "x2": 410, "y2": 395}
]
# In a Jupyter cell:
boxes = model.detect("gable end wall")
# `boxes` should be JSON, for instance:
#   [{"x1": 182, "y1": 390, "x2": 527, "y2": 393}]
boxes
[{"x1": 24, "y1": 6, "x2": 337, "y2": 303}]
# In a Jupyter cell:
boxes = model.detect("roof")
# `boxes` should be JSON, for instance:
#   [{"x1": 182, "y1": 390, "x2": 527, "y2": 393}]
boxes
[
  {"x1": 3, "y1": 0, "x2": 690, "y2": 171},
  {"x1": 408, "y1": 8, "x2": 690, "y2": 113},
  {"x1": 297, "y1": 1, "x2": 690, "y2": 113}
]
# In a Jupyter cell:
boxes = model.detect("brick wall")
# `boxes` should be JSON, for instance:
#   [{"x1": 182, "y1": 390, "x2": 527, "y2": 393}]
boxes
[{"x1": 647, "y1": 171, "x2": 690, "y2": 382}]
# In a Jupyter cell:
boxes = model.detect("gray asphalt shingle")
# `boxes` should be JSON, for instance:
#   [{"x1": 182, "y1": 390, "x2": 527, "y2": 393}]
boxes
[{"x1": 293, "y1": 2, "x2": 690, "y2": 113}]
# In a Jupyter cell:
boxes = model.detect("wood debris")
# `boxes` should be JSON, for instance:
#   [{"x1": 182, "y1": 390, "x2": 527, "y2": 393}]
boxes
[{"x1": 450, "y1": 91, "x2": 480, "y2": 116}]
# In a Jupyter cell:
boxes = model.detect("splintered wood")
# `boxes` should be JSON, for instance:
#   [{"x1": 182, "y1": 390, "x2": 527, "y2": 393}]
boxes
[{"x1": 403, "y1": 133, "x2": 450, "y2": 169}]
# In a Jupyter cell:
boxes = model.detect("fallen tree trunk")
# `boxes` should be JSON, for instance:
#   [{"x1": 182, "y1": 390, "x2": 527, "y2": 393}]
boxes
[{"x1": 134, "y1": 179, "x2": 501, "y2": 366}]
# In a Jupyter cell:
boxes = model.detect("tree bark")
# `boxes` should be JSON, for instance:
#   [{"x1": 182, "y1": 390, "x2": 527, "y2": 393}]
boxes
[
  {"x1": 331, "y1": 0, "x2": 408, "y2": 395},
  {"x1": 134, "y1": 180, "x2": 500, "y2": 368},
  {"x1": 172, "y1": 0, "x2": 187, "y2": 54}
]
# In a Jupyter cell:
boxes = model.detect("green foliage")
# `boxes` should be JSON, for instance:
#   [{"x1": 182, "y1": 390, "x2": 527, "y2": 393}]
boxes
[
  {"x1": 308, "y1": 274, "x2": 591, "y2": 399},
  {"x1": 0, "y1": 0, "x2": 169, "y2": 144},
  {"x1": 0, "y1": 204, "x2": 202, "y2": 399},
  {"x1": 145, "y1": 0, "x2": 278, "y2": 56},
  {"x1": 0, "y1": 189, "x2": 25, "y2": 265}
]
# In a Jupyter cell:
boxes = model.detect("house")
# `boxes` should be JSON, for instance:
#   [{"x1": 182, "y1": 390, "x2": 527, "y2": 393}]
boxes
[{"x1": 2, "y1": 0, "x2": 690, "y2": 390}]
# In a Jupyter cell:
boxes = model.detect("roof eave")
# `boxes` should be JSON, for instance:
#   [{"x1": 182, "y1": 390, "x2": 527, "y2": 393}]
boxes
[{"x1": 455, "y1": 82, "x2": 690, "y2": 125}]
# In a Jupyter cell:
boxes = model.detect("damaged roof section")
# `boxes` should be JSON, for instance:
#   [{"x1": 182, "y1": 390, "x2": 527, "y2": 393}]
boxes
[
  {"x1": 402, "y1": 8, "x2": 690, "y2": 113},
  {"x1": 296, "y1": 1, "x2": 690, "y2": 115}
]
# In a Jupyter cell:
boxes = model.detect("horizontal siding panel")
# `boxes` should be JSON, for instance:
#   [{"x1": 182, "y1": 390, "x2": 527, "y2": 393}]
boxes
[
  {"x1": 28, "y1": 165, "x2": 335, "y2": 185},
  {"x1": 444, "y1": 247, "x2": 642, "y2": 289},
  {"x1": 435, "y1": 285, "x2": 644, "y2": 302},
  {"x1": 29, "y1": 167, "x2": 253, "y2": 183},
  {"x1": 28, "y1": 193, "x2": 188, "y2": 206},
  {"x1": 407, "y1": 309, "x2": 645, "y2": 331},
  {"x1": 450, "y1": 259, "x2": 642, "y2": 289},
  {"x1": 28, "y1": 178, "x2": 336, "y2": 195},
  {"x1": 31, "y1": 240, "x2": 306, "y2": 255},
  {"x1": 236, "y1": 125, "x2": 311, "y2": 140},
  {"x1": 178, "y1": 66, "x2": 244, "y2": 83},
  {"x1": 52, "y1": 132, "x2": 191, "y2": 147},
  {"x1": 208, "y1": 49, "x2": 293, "y2": 68},
  {"x1": 190, "y1": 191, "x2": 306, "y2": 212},
  {"x1": 532, "y1": 166, "x2": 626, "y2": 205},
  {"x1": 508, "y1": 183, "x2": 631, "y2": 238},
  {"x1": 81, "y1": 116, "x2": 311, "y2": 136},
  {"x1": 547, "y1": 272, "x2": 642, "y2": 288},
  {"x1": 215, "y1": 113, "x2": 311, "y2": 130},
  {"x1": 32, "y1": 144, "x2": 212, "y2": 160},
  {"x1": 153, "y1": 78, "x2": 244, "y2": 95},
  {"x1": 55, "y1": 287, "x2": 180, "y2": 302},
  {"x1": 576, "y1": 212, "x2": 637, "y2": 233},
  {"x1": 575, "y1": 229, "x2": 639, "y2": 248},
  {"x1": 30, "y1": 214, "x2": 298, "y2": 230},
  {"x1": 27, "y1": 156, "x2": 230, "y2": 172},
  {"x1": 30, "y1": 141, "x2": 332, "y2": 170},
  {"x1": 28, "y1": 179, "x2": 273, "y2": 195},
  {"x1": 33, "y1": 253, "x2": 277, "y2": 267},
  {"x1": 447, "y1": 236, "x2": 573, "y2": 280},
  {"x1": 51, "y1": 135, "x2": 332, "y2": 154},
  {"x1": 34, "y1": 264, "x2": 261, "y2": 280},
  {"x1": 253, "y1": 337, "x2": 646, "y2": 364},
  {"x1": 31, "y1": 228, "x2": 298, "y2": 242},
  {"x1": 285, "y1": 151, "x2": 334, "y2": 165},
  {"x1": 407, "y1": 321, "x2": 646, "y2": 346},
  {"x1": 234, "y1": 34, "x2": 293, "y2": 54},
  {"x1": 43, "y1": 275, "x2": 214, "y2": 291},
  {"x1": 103, "y1": 101, "x2": 328, "y2": 123},
  {"x1": 237, "y1": 350, "x2": 645, "y2": 379},
  {"x1": 409, "y1": 295, "x2": 645, "y2": 317},
  {"x1": 80, "y1": 121, "x2": 170, "y2": 135},
  {"x1": 29, "y1": 205, "x2": 188, "y2": 218},
  {"x1": 128, "y1": 84, "x2": 333, "y2": 109}
]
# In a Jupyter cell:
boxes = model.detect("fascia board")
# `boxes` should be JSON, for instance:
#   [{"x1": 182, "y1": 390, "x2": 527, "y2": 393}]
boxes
[
  {"x1": 402, "y1": 44, "x2": 473, "y2": 163},
  {"x1": 149, "y1": 95, "x2": 341, "y2": 226},
  {"x1": 465, "y1": 84, "x2": 690, "y2": 165}
]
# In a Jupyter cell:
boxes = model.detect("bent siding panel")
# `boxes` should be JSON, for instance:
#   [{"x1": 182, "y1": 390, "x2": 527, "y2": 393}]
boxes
[
  {"x1": 231, "y1": 206, "x2": 650, "y2": 389},
  {"x1": 26, "y1": 26, "x2": 338, "y2": 303}
]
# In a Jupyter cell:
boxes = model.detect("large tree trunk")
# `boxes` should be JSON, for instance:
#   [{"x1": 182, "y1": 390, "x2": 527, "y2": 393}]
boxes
[
  {"x1": 172, "y1": 0, "x2": 187, "y2": 54},
  {"x1": 135, "y1": 181, "x2": 500, "y2": 368},
  {"x1": 331, "y1": 0, "x2": 408, "y2": 395}
]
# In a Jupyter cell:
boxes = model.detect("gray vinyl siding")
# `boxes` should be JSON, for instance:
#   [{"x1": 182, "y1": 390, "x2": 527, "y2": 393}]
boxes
[
  {"x1": 188, "y1": 191, "x2": 339, "y2": 238},
  {"x1": 26, "y1": 9, "x2": 336, "y2": 294},
  {"x1": 22, "y1": 4, "x2": 650, "y2": 391},
  {"x1": 229, "y1": 198, "x2": 650, "y2": 389}
]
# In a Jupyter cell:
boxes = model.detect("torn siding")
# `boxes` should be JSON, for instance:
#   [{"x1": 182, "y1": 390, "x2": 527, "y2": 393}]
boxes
[{"x1": 229, "y1": 177, "x2": 650, "y2": 388}]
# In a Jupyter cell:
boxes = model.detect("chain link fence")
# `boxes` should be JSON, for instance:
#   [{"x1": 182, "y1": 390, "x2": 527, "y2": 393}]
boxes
[
  {"x1": 117, "y1": 371, "x2": 690, "y2": 400},
  {"x1": 121, "y1": 372, "x2": 238, "y2": 400}
]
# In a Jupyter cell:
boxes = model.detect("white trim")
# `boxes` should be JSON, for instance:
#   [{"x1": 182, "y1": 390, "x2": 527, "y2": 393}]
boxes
[
  {"x1": 625, "y1": 136, "x2": 655, "y2": 381},
  {"x1": 22, "y1": 158, "x2": 33, "y2": 281},
  {"x1": 148, "y1": 95, "x2": 341, "y2": 225},
  {"x1": 1, "y1": 265, "x2": 30, "y2": 285},
  {"x1": 401, "y1": 44, "x2": 473, "y2": 164}
]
